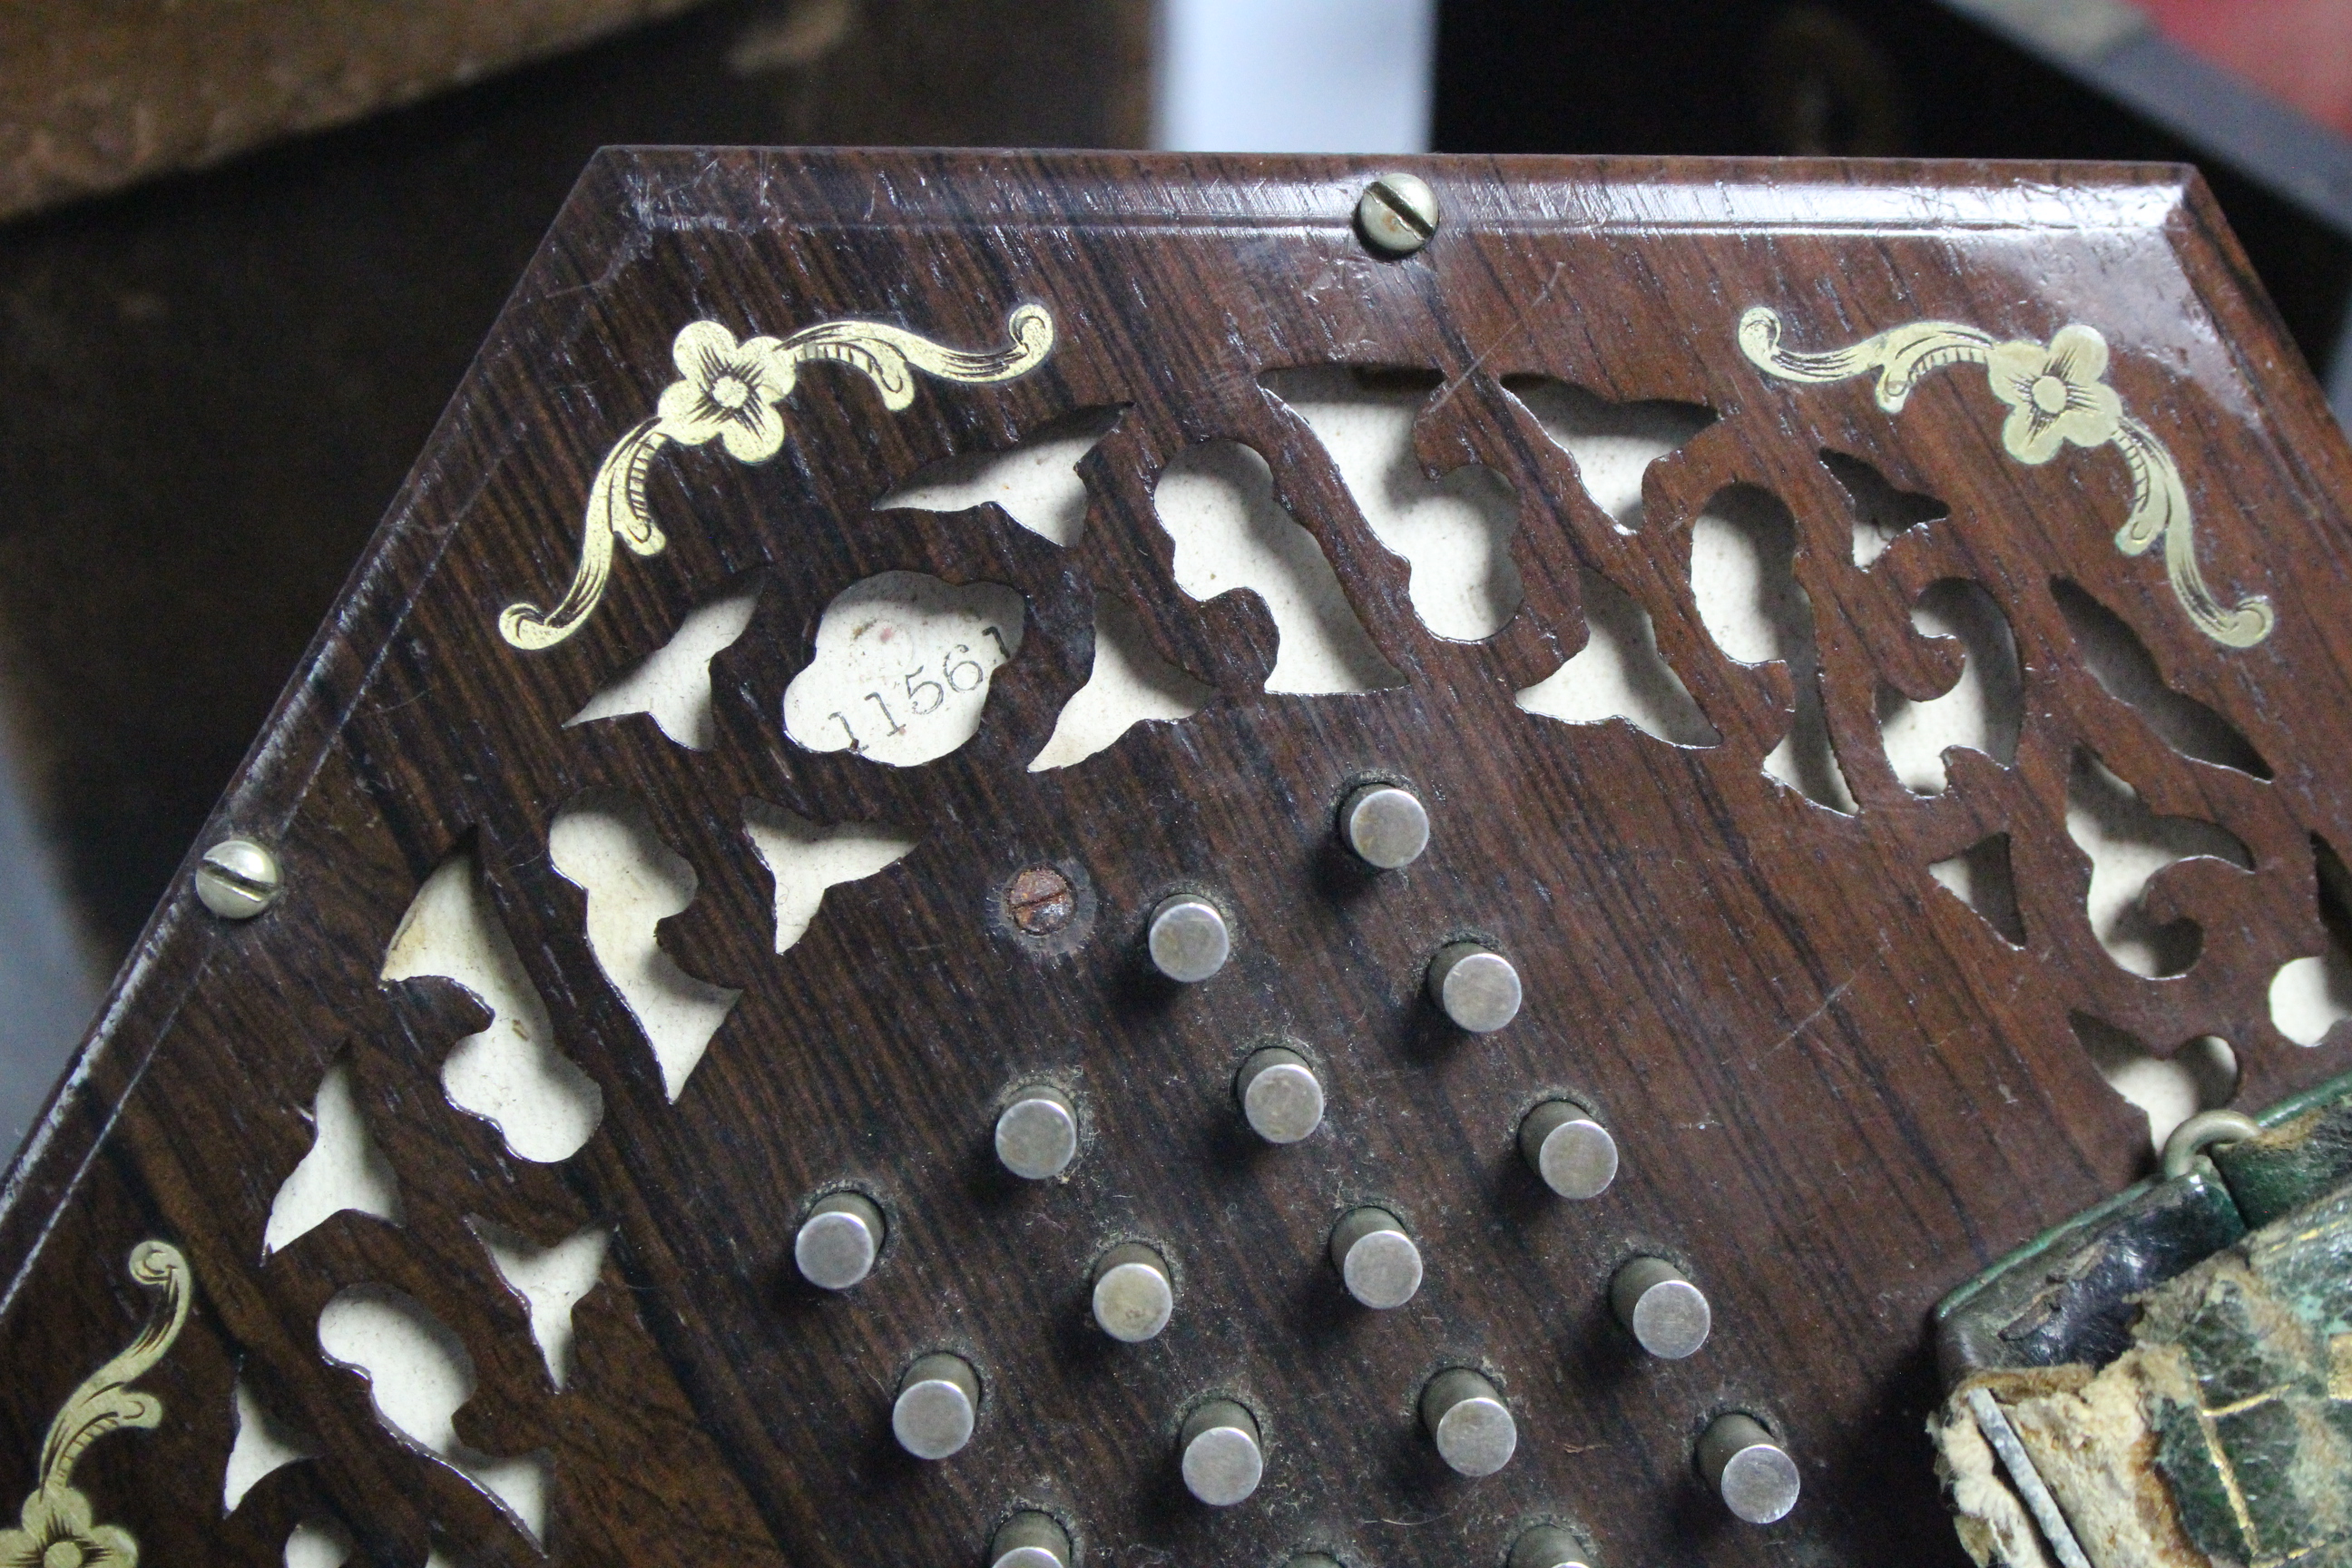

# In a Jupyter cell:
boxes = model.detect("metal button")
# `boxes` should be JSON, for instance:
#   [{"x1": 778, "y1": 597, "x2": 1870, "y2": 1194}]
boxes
[
  {"x1": 1699, "y1": 1413, "x2": 1801, "y2": 1524},
  {"x1": 1612, "y1": 1257, "x2": 1710, "y2": 1359},
  {"x1": 1237, "y1": 1047, "x2": 1324, "y2": 1144},
  {"x1": 989, "y1": 1512, "x2": 1071, "y2": 1568},
  {"x1": 196, "y1": 838, "x2": 283, "y2": 918},
  {"x1": 1147, "y1": 895, "x2": 1230, "y2": 983},
  {"x1": 1329, "y1": 1207, "x2": 1422, "y2": 1309},
  {"x1": 1092, "y1": 1242, "x2": 1174, "y2": 1342},
  {"x1": 795, "y1": 1191, "x2": 884, "y2": 1290},
  {"x1": 1340, "y1": 783, "x2": 1430, "y2": 869},
  {"x1": 893, "y1": 1353, "x2": 979, "y2": 1461},
  {"x1": 1427, "y1": 942, "x2": 1521, "y2": 1033},
  {"x1": 1420, "y1": 1367, "x2": 1516, "y2": 1477},
  {"x1": 1519, "y1": 1101, "x2": 1619, "y2": 1200},
  {"x1": 1508, "y1": 1525, "x2": 1594, "y2": 1568},
  {"x1": 1357, "y1": 172, "x2": 1439, "y2": 257},
  {"x1": 995, "y1": 1086, "x2": 1078, "y2": 1180},
  {"x1": 1179, "y1": 1398, "x2": 1263, "y2": 1506}
]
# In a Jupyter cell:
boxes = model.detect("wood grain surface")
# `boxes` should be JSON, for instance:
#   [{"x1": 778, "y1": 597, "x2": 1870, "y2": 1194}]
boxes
[{"x1": 3, "y1": 150, "x2": 2349, "y2": 1568}]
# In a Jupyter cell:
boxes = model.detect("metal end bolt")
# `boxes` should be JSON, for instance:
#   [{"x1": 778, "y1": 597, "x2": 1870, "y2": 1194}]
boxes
[
  {"x1": 1420, "y1": 1367, "x2": 1516, "y2": 1477},
  {"x1": 1427, "y1": 941, "x2": 1522, "y2": 1033},
  {"x1": 1147, "y1": 895, "x2": 1230, "y2": 984},
  {"x1": 893, "y1": 1352, "x2": 980, "y2": 1460},
  {"x1": 1238, "y1": 1047, "x2": 1325, "y2": 1144},
  {"x1": 1519, "y1": 1101, "x2": 1619, "y2": 1200},
  {"x1": 989, "y1": 1512, "x2": 1071, "y2": 1568},
  {"x1": 1508, "y1": 1526, "x2": 1593, "y2": 1568},
  {"x1": 995, "y1": 1086, "x2": 1078, "y2": 1180},
  {"x1": 1340, "y1": 783, "x2": 1430, "y2": 869},
  {"x1": 1179, "y1": 1398, "x2": 1264, "y2": 1506},
  {"x1": 1612, "y1": 1257, "x2": 1710, "y2": 1359},
  {"x1": 196, "y1": 838, "x2": 282, "y2": 919},
  {"x1": 1699, "y1": 1413, "x2": 1801, "y2": 1524},
  {"x1": 1357, "y1": 172, "x2": 1439, "y2": 257},
  {"x1": 795, "y1": 1191, "x2": 884, "y2": 1290},
  {"x1": 1329, "y1": 1207, "x2": 1422, "y2": 1309},
  {"x1": 1091, "y1": 1242, "x2": 1174, "y2": 1343}
]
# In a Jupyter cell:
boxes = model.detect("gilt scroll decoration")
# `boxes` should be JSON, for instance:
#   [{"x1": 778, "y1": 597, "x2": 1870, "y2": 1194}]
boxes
[
  {"x1": 1738, "y1": 307, "x2": 2274, "y2": 649},
  {"x1": 499, "y1": 302, "x2": 1056, "y2": 651},
  {"x1": 0, "y1": 1242, "x2": 191, "y2": 1568}
]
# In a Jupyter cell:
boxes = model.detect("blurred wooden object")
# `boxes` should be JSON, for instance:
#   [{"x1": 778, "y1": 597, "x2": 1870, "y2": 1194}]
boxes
[{"x1": 0, "y1": 0, "x2": 711, "y2": 220}]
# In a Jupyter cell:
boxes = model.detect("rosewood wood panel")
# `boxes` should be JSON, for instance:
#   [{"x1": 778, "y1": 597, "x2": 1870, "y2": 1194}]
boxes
[{"x1": 3, "y1": 151, "x2": 2350, "y2": 1568}]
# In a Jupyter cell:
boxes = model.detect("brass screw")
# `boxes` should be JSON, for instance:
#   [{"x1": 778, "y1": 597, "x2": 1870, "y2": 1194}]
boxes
[
  {"x1": 1357, "y1": 172, "x2": 1439, "y2": 256},
  {"x1": 1004, "y1": 866, "x2": 1076, "y2": 936},
  {"x1": 195, "y1": 838, "x2": 282, "y2": 919}
]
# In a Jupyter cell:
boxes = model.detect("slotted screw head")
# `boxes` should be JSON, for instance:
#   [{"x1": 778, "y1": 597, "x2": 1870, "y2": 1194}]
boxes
[
  {"x1": 195, "y1": 838, "x2": 282, "y2": 918},
  {"x1": 1699, "y1": 1413, "x2": 1801, "y2": 1524},
  {"x1": 1357, "y1": 172, "x2": 1440, "y2": 256}
]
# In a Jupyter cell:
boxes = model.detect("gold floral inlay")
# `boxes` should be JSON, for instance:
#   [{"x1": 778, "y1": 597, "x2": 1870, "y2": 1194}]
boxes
[
  {"x1": 0, "y1": 1242, "x2": 191, "y2": 1568},
  {"x1": 499, "y1": 302, "x2": 1055, "y2": 651},
  {"x1": 1739, "y1": 308, "x2": 2274, "y2": 649}
]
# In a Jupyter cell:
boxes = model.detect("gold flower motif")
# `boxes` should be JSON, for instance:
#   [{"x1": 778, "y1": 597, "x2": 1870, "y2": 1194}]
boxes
[
  {"x1": 500, "y1": 302, "x2": 1055, "y2": 651},
  {"x1": 1739, "y1": 306, "x2": 2270, "y2": 648},
  {"x1": 1984, "y1": 324, "x2": 2123, "y2": 465},
  {"x1": 653, "y1": 321, "x2": 793, "y2": 463},
  {"x1": 0, "y1": 1487, "x2": 136, "y2": 1568}
]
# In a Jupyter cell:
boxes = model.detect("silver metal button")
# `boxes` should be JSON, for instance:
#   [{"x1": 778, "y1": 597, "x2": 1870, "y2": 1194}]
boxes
[
  {"x1": 1519, "y1": 1101, "x2": 1619, "y2": 1200},
  {"x1": 1357, "y1": 172, "x2": 1440, "y2": 257},
  {"x1": 1179, "y1": 1398, "x2": 1263, "y2": 1506},
  {"x1": 795, "y1": 1191, "x2": 884, "y2": 1290},
  {"x1": 1612, "y1": 1257, "x2": 1710, "y2": 1359},
  {"x1": 893, "y1": 1353, "x2": 979, "y2": 1461},
  {"x1": 1237, "y1": 1047, "x2": 1324, "y2": 1144},
  {"x1": 1147, "y1": 895, "x2": 1230, "y2": 983},
  {"x1": 1091, "y1": 1242, "x2": 1174, "y2": 1342},
  {"x1": 1341, "y1": 783, "x2": 1430, "y2": 869},
  {"x1": 1508, "y1": 1525, "x2": 1593, "y2": 1568},
  {"x1": 1420, "y1": 1367, "x2": 1515, "y2": 1477},
  {"x1": 995, "y1": 1086, "x2": 1078, "y2": 1180},
  {"x1": 1329, "y1": 1207, "x2": 1422, "y2": 1309},
  {"x1": 989, "y1": 1512, "x2": 1070, "y2": 1568},
  {"x1": 1427, "y1": 941, "x2": 1521, "y2": 1033},
  {"x1": 1699, "y1": 1413, "x2": 1801, "y2": 1524}
]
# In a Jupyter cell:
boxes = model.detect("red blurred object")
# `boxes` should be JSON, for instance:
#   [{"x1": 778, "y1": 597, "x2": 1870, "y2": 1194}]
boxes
[{"x1": 2133, "y1": 0, "x2": 2352, "y2": 135}]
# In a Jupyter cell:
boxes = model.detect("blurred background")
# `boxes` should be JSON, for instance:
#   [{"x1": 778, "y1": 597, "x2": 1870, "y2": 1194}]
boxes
[{"x1": 1, "y1": 0, "x2": 2348, "y2": 1161}]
